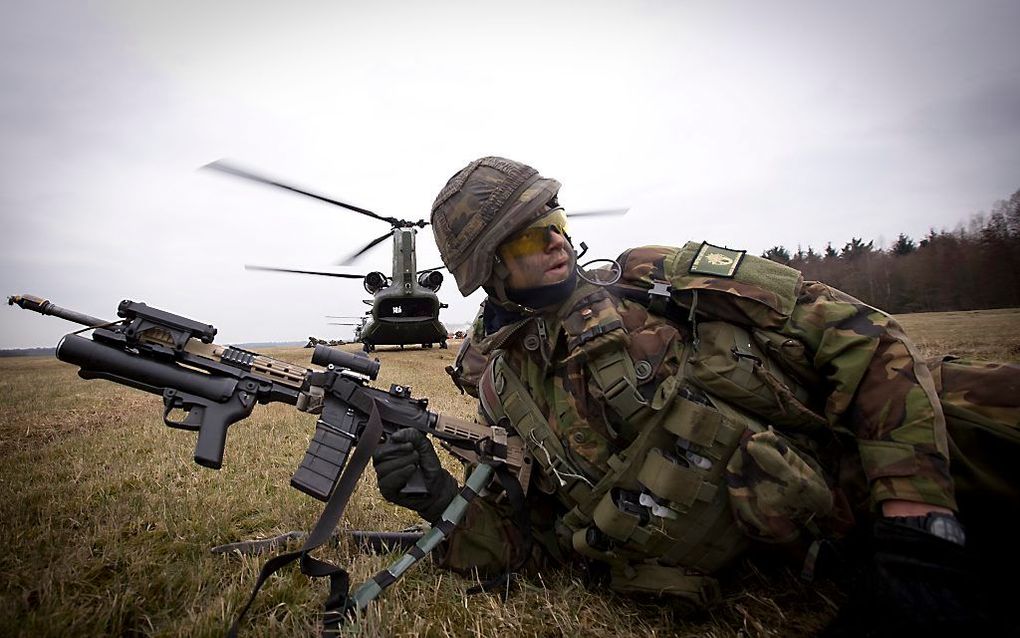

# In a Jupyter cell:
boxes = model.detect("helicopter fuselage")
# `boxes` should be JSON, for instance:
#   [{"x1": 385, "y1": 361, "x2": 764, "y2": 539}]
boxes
[{"x1": 361, "y1": 228, "x2": 447, "y2": 348}]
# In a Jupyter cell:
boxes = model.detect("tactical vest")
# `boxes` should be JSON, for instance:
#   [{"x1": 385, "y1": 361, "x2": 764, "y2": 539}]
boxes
[{"x1": 477, "y1": 243, "x2": 836, "y2": 606}]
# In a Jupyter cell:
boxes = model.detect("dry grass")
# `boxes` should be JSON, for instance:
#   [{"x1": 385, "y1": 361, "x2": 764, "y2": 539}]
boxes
[
  {"x1": 894, "y1": 307, "x2": 1020, "y2": 361},
  {"x1": 1, "y1": 309, "x2": 1017, "y2": 636}
]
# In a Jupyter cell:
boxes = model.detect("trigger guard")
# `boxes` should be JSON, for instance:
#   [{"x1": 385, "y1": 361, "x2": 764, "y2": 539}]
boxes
[{"x1": 162, "y1": 388, "x2": 202, "y2": 431}]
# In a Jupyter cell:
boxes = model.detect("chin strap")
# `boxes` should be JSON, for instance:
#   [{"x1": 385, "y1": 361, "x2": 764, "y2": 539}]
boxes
[{"x1": 486, "y1": 260, "x2": 531, "y2": 315}]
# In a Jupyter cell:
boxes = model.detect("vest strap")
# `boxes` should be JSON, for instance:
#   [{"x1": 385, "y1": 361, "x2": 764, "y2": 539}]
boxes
[
  {"x1": 587, "y1": 346, "x2": 648, "y2": 423},
  {"x1": 484, "y1": 353, "x2": 594, "y2": 507}
]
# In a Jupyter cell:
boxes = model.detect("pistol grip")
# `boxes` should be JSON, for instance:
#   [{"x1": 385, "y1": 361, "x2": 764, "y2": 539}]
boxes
[
  {"x1": 163, "y1": 387, "x2": 257, "y2": 470},
  {"x1": 194, "y1": 418, "x2": 230, "y2": 470}
]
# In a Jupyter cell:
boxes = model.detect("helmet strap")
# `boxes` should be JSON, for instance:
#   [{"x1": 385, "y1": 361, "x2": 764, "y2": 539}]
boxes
[{"x1": 485, "y1": 259, "x2": 531, "y2": 315}]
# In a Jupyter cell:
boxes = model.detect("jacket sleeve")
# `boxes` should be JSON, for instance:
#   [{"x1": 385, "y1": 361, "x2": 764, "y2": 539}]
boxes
[
  {"x1": 782, "y1": 281, "x2": 956, "y2": 511},
  {"x1": 432, "y1": 496, "x2": 528, "y2": 575},
  {"x1": 433, "y1": 474, "x2": 560, "y2": 576}
]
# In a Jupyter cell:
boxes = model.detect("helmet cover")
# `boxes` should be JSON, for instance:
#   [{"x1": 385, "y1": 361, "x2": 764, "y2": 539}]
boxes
[{"x1": 431, "y1": 156, "x2": 561, "y2": 295}]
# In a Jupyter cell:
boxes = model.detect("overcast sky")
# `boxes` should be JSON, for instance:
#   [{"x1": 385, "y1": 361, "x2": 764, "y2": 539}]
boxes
[{"x1": 2, "y1": 1, "x2": 1018, "y2": 348}]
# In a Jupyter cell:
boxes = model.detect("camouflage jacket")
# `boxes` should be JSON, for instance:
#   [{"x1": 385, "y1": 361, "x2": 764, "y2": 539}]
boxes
[{"x1": 435, "y1": 243, "x2": 955, "y2": 575}]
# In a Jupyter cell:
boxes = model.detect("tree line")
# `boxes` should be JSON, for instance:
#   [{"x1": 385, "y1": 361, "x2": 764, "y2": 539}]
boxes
[{"x1": 760, "y1": 188, "x2": 1020, "y2": 313}]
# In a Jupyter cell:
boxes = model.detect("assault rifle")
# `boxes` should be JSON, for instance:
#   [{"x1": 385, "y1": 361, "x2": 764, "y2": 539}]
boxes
[{"x1": 8, "y1": 294, "x2": 529, "y2": 634}]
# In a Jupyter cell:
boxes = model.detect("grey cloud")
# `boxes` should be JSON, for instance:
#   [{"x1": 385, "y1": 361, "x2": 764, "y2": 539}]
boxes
[{"x1": 892, "y1": 80, "x2": 1020, "y2": 149}]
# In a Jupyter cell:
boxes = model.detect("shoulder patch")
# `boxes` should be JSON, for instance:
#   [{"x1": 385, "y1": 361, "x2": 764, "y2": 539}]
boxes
[{"x1": 689, "y1": 242, "x2": 746, "y2": 278}]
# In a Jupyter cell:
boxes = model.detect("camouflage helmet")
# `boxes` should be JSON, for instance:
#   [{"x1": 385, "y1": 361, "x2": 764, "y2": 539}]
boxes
[{"x1": 431, "y1": 157, "x2": 561, "y2": 296}]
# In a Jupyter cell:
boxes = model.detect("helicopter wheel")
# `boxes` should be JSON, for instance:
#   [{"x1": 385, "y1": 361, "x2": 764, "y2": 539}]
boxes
[
  {"x1": 440, "y1": 340, "x2": 448, "y2": 350},
  {"x1": 363, "y1": 343, "x2": 374, "y2": 353}
]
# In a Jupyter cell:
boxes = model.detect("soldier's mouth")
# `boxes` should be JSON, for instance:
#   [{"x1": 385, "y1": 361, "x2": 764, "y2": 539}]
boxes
[{"x1": 547, "y1": 258, "x2": 569, "y2": 275}]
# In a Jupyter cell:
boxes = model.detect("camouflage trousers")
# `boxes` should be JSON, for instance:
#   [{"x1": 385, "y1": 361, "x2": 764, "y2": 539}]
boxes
[{"x1": 931, "y1": 358, "x2": 1020, "y2": 572}]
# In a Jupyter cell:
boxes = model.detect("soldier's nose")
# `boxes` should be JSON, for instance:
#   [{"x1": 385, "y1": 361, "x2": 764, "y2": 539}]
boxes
[{"x1": 546, "y1": 227, "x2": 567, "y2": 252}]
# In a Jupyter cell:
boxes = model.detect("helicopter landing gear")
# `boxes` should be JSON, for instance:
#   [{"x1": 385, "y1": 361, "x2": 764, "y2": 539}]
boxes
[
  {"x1": 440, "y1": 340, "x2": 448, "y2": 350},
  {"x1": 363, "y1": 343, "x2": 375, "y2": 354}
]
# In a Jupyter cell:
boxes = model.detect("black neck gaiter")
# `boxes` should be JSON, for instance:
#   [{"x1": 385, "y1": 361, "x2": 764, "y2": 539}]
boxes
[
  {"x1": 482, "y1": 269, "x2": 580, "y2": 334},
  {"x1": 506, "y1": 267, "x2": 579, "y2": 311}
]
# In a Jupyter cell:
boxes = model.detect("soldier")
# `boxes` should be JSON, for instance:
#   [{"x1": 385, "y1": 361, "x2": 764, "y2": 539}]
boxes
[{"x1": 372, "y1": 157, "x2": 1011, "y2": 634}]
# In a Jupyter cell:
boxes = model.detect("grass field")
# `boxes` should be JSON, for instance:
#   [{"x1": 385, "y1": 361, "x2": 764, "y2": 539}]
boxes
[{"x1": 2, "y1": 309, "x2": 1018, "y2": 637}]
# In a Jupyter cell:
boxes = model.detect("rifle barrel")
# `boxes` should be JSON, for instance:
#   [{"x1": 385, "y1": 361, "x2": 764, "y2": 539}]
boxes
[{"x1": 8, "y1": 294, "x2": 109, "y2": 328}]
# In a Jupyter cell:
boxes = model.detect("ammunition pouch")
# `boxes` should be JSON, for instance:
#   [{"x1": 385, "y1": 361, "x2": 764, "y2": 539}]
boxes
[
  {"x1": 607, "y1": 562, "x2": 721, "y2": 609},
  {"x1": 687, "y1": 322, "x2": 828, "y2": 432},
  {"x1": 724, "y1": 427, "x2": 840, "y2": 545},
  {"x1": 559, "y1": 391, "x2": 749, "y2": 575}
]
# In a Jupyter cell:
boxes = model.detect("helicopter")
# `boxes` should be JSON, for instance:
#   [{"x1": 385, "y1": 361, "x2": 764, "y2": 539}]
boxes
[
  {"x1": 205, "y1": 160, "x2": 450, "y2": 353},
  {"x1": 326, "y1": 315, "x2": 368, "y2": 343},
  {"x1": 204, "y1": 160, "x2": 627, "y2": 353}
]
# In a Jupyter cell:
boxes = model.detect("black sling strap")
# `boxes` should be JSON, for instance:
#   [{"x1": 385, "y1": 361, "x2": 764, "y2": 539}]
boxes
[{"x1": 227, "y1": 400, "x2": 384, "y2": 637}]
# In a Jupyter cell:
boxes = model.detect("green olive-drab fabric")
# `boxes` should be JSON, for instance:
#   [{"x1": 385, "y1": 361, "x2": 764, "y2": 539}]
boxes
[{"x1": 437, "y1": 244, "x2": 963, "y2": 577}]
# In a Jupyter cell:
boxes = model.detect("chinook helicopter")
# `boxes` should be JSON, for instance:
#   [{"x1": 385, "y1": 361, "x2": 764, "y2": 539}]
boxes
[
  {"x1": 326, "y1": 315, "x2": 368, "y2": 343},
  {"x1": 204, "y1": 160, "x2": 628, "y2": 353},
  {"x1": 205, "y1": 160, "x2": 449, "y2": 352}
]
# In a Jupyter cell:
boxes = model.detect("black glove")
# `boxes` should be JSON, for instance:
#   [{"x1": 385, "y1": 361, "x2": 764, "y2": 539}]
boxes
[
  {"x1": 825, "y1": 516, "x2": 993, "y2": 637},
  {"x1": 372, "y1": 428, "x2": 458, "y2": 523}
]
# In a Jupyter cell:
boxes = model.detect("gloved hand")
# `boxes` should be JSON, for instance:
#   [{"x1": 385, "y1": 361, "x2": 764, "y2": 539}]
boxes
[
  {"x1": 372, "y1": 428, "x2": 458, "y2": 523},
  {"x1": 824, "y1": 516, "x2": 992, "y2": 637}
]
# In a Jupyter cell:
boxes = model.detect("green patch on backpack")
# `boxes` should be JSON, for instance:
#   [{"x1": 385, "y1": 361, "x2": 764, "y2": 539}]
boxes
[{"x1": 689, "y1": 242, "x2": 746, "y2": 278}]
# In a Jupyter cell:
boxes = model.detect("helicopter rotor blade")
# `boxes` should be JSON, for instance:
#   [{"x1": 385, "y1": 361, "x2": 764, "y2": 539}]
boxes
[
  {"x1": 336, "y1": 231, "x2": 394, "y2": 265},
  {"x1": 203, "y1": 159, "x2": 402, "y2": 226},
  {"x1": 245, "y1": 265, "x2": 366, "y2": 279},
  {"x1": 566, "y1": 207, "x2": 629, "y2": 218}
]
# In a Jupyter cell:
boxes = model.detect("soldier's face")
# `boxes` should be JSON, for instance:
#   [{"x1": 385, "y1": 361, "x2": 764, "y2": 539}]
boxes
[{"x1": 498, "y1": 216, "x2": 573, "y2": 289}]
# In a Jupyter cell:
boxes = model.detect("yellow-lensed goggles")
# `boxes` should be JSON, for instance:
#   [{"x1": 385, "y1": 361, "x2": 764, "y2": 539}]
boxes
[{"x1": 498, "y1": 208, "x2": 569, "y2": 260}]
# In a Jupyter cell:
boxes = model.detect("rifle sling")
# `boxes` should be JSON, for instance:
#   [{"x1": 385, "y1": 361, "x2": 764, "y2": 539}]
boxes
[{"x1": 227, "y1": 399, "x2": 384, "y2": 638}]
